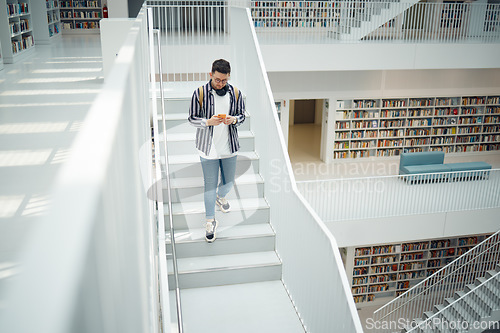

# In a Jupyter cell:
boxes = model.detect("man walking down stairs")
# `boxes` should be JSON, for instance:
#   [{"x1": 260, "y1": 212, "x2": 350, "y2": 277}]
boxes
[{"x1": 162, "y1": 72, "x2": 305, "y2": 331}]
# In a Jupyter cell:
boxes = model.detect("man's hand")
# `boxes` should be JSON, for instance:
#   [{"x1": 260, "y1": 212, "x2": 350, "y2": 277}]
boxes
[
  {"x1": 223, "y1": 116, "x2": 236, "y2": 125},
  {"x1": 207, "y1": 115, "x2": 224, "y2": 126}
]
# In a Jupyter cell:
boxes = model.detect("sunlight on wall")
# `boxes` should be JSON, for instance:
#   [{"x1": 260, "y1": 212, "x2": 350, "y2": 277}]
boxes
[
  {"x1": 0, "y1": 122, "x2": 69, "y2": 134},
  {"x1": 21, "y1": 195, "x2": 51, "y2": 217},
  {"x1": 0, "y1": 150, "x2": 52, "y2": 167},
  {"x1": 0, "y1": 262, "x2": 20, "y2": 280},
  {"x1": 18, "y1": 77, "x2": 101, "y2": 84},
  {"x1": 0, "y1": 101, "x2": 92, "y2": 108},
  {"x1": 0, "y1": 195, "x2": 24, "y2": 218},
  {"x1": 32, "y1": 68, "x2": 102, "y2": 74},
  {"x1": 0, "y1": 89, "x2": 101, "y2": 96}
]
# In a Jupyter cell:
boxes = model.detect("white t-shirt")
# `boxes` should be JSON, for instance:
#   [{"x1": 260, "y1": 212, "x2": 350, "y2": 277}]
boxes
[{"x1": 198, "y1": 91, "x2": 237, "y2": 159}]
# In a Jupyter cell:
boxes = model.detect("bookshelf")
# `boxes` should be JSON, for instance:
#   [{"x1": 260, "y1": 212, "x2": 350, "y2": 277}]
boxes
[
  {"x1": 251, "y1": 1, "x2": 340, "y2": 29},
  {"x1": 334, "y1": 95, "x2": 500, "y2": 159},
  {"x1": 32, "y1": 0, "x2": 61, "y2": 44},
  {"x1": 345, "y1": 233, "x2": 493, "y2": 307},
  {"x1": 59, "y1": 0, "x2": 102, "y2": 34},
  {"x1": 0, "y1": 0, "x2": 35, "y2": 63}
]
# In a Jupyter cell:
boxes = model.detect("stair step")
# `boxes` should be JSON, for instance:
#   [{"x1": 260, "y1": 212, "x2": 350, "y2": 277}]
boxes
[
  {"x1": 457, "y1": 291, "x2": 490, "y2": 318},
  {"x1": 164, "y1": 151, "x2": 260, "y2": 179},
  {"x1": 167, "y1": 251, "x2": 282, "y2": 289},
  {"x1": 165, "y1": 197, "x2": 270, "y2": 230},
  {"x1": 445, "y1": 297, "x2": 481, "y2": 323},
  {"x1": 170, "y1": 281, "x2": 305, "y2": 333},
  {"x1": 163, "y1": 130, "x2": 255, "y2": 155},
  {"x1": 166, "y1": 173, "x2": 265, "y2": 202},
  {"x1": 167, "y1": 223, "x2": 276, "y2": 258},
  {"x1": 158, "y1": 112, "x2": 251, "y2": 133}
]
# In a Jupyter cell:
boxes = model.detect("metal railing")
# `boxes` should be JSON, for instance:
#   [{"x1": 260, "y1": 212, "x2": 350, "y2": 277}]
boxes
[
  {"x1": 251, "y1": 1, "x2": 500, "y2": 44},
  {"x1": 406, "y1": 270, "x2": 500, "y2": 333},
  {"x1": 0, "y1": 9, "x2": 166, "y2": 333},
  {"x1": 147, "y1": 8, "x2": 182, "y2": 333},
  {"x1": 231, "y1": 4, "x2": 364, "y2": 332},
  {"x1": 297, "y1": 169, "x2": 500, "y2": 222},
  {"x1": 373, "y1": 230, "x2": 500, "y2": 332},
  {"x1": 146, "y1": 0, "x2": 229, "y2": 82}
]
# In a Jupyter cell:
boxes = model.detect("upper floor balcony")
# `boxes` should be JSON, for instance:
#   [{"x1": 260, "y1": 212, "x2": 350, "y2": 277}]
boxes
[{"x1": 149, "y1": 0, "x2": 500, "y2": 72}]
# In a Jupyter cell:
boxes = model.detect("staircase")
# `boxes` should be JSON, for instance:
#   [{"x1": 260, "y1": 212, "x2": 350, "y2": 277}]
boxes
[
  {"x1": 334, "y1": 0, "x2": 419, "y2": 41},
  {"x1": 405, "y1": 265, "x2": 500, "y2": 333},
  {"x1": 158, "y1": 90, "x2": 305, "y2": 332}
]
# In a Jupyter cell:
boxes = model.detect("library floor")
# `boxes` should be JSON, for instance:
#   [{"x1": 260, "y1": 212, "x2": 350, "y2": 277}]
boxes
[
  {"x1": 288, "y1": 123, "x2": 500, "y2": 181},
  {"x1": 0, "y1": 35, "x2": 103, "y2": 301}
]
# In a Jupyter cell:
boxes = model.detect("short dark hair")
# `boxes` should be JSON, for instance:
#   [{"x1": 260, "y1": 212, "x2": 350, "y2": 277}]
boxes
[{"x1": 211, "y1": 59, "x2": 231, "y2": 75}]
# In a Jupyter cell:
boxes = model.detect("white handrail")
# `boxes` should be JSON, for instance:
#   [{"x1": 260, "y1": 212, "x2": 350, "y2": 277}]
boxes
[
  {"x1": 230, "y1": 3, "x2": 364, "y2": 331},
  {"x1": 147, "y1": 7, "x2": 177, "y2": 333},
  {"x1": 373, "y1": 230, "x2": 500, "y2": 332},
  {"x1": 297, "y1": 169, "x2": 500, "y2": 222}
]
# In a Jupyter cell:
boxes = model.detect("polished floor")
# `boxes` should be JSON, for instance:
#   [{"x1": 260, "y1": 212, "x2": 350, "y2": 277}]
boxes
[{"x1": 0, "y1": 35, "x2": 103, "y2": 299}]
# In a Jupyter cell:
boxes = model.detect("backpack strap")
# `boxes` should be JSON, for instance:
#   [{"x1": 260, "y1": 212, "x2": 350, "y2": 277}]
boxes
[
  {"x1": 234, "y1": 86, "x2": 239, "y2": 102},
  {"x1": 198, "y1": 86, "x2": 204, "y2": 109},
  {"x1": 198, "y1": 85, "x2": 239, "y2": 110}
]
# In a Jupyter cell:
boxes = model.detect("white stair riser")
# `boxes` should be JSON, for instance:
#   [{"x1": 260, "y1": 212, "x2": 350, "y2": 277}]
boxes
[
  {"x1": 160, "y1": 117, "x2": 251, "y2": 134},
  {"x1": 167, "y1": 264, "x2": 282, "y2": 290},
  {"x1": 167, "y1": 182, "x2": 264, "y2": 203},
  {"x1": 166, "y1": 136, "x2": 254, "y2": 155},
  {"x1": 166, "y1": 158, "x2": 260, "y2": 179},
  {"x1": 158, "y1": 98, "x2": 191, "y2": 114},
  {"x1": 167, "y1": 207, "x2": 270, "y2": 230},
  {"x1": 167, "y1": 235, "x2": 275, "y2": 258}
]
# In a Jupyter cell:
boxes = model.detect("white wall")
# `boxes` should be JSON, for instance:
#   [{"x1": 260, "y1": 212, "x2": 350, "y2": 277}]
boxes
[
  {"x1": 331, "y1": 208, "x2": 500, "y2": 248},
  {"x1": 107, "y1": 0, "x2": 128, "y2": 18},
  {"x1": 260, "y1": 43, "x2": 500, "y2": 72}
]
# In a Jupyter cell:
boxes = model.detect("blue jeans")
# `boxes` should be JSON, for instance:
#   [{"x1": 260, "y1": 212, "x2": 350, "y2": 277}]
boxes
[{"x1": 199, "y1": 155, "x2": 237, "y2": 219}]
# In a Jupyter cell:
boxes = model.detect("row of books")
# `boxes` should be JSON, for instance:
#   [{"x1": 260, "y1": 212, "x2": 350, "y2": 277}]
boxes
[
  {"x1": 62, "y1": 21, "x2": 100, "y2": 29},
  {"x1": 60, "y1": 1, "x2": 100, "y2": 8},
  {"x1": 253, "y1": 1, "x2": 337, "y2": 8},
  {"x1": 377, "y1": 140, "x2": 404, "y2": 147},
  {"x1": 48, "y1": 12, "x2": 59, "y2": 23},
  {"x1": 341, "y1": 108, "x2": 499, "y2": 117},
  {"x1": 11, "y1": 35, "x2": 33, "y2": 53},
  {"x1": 401, "y1": 252, "x2": 425, "y2": 261},
  {"x1": 409, "y1": 99, "x2": 433, "y2": 107},
  {"x1": 376, "y1": 149, "x2": 400, "y2": 156},
  {"x1": 71, "y1": 11, "x2": 102, "y2": 18},
  {"x1": 402, "y1": 242, "x2": 429, "y2": 252},
  {"x1": 46, "y1": 0, "x2": 59, "y2": 9},
  {"x1": 353, "y1": 294, "x2": 374, "y2": 303},
  {"x1": 253, "y1": 10, "x2": 333, "y2": 18},
  {"x1": 462, "y1": 96, "x2": 486, "y2": 105},
  {"x1": 253, "y1": 20, "x2": 334, "y2": 28},
  {"x1": 341, "y1": 97, "x2": 500, "y2": 110},
  {"x1": 351, "y1": 141, "x2": 375, "y2": 149},
  {"x1": 7, "y1": 3, "x2": 29, "y2": 16},
  {"x1": 431, "y1": 137, "x2": 455, "y2": 145},
  {"x1": 342, "y1": 111, "x2": 378, "y2": 119},
  {"x1": 335, "y1": 139, "x2": 500, "y2": 151},
  {"x1": 48, "y1": 24, "x2": 59, "y2": 36},
  {"x1": 383, "y1": 100, "x2": 407, "y2": 108}
]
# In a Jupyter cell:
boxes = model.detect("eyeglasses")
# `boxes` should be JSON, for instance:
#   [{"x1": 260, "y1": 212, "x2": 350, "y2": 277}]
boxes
[{"x1": 214, "y1": 78, "x2": 228, "y2": 84}]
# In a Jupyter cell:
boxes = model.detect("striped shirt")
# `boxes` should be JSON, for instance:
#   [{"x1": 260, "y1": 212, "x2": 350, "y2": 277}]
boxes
[{"x1": 188, "y1": 81, "x2": 246, "y2": 156}]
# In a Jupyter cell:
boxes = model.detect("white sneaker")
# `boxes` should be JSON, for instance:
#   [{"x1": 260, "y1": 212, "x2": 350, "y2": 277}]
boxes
[
  {"x1": 205, "y1": 219, "x2": 218, "y2": 243},
  {"x1": 216, "y1": 196, "x2": 230, "y2": 213}
]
